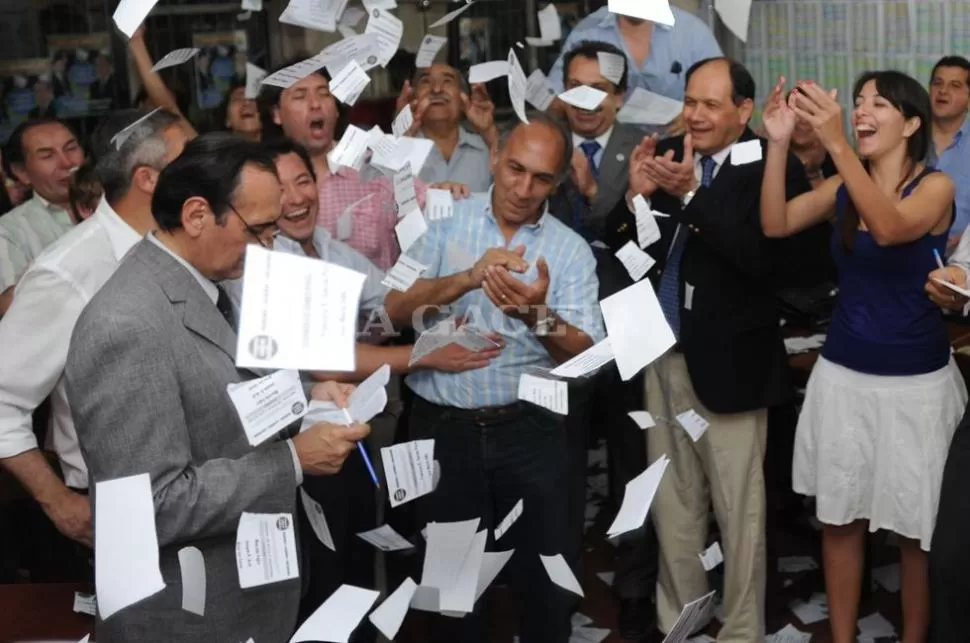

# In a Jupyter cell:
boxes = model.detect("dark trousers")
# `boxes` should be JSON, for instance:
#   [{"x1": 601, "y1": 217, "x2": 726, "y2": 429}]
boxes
[
  {"x1": 410, "y1": 396, "x2": 574, "y2": 643},
  {"x1": 929, "y1": 405, "x2": 970, "y2": 643}
]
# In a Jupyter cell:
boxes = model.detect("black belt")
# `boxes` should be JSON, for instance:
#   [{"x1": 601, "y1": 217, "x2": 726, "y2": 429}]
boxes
[{"x1": 415, "y1": 396, "x2": 528, "y2": 425}]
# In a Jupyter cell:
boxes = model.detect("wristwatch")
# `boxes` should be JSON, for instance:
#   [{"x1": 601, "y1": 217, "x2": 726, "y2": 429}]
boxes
[
  {"x1": 680, "y1": 188, "x2": 697, "y2": 207},
  {"x1": 533, "y1": 313, "x2": 557, "y2": 337}
]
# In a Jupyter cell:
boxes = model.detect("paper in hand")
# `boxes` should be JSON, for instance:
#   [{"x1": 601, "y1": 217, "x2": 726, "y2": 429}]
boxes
[
  {"x1": 114, "y1": 0, "x2": 160, "y2": 38},
  {"x1": 151, "y1": 48, "x2": 199, "y2": 72},
  {"x1": 226, "y1": 369, "x2": 308, "y2": 447},
  {"x1": 517, "y1": 373, "x2": 568, "y2": 415}
]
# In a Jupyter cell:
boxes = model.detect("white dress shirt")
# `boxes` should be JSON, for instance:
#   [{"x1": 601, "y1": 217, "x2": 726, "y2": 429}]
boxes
[
  {"x1": 0, "y1": 198, "x2": 140, "y2": 488},
  {"x1": 572, "y1": 126, "x2": 614, "y2": 170},
  {"x1": 0, "y1": 192, "x2": 74, "y2": 291}
]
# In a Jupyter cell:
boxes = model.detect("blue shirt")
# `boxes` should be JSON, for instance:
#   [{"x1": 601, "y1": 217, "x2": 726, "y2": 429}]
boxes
[
  {"x1": 926, "y1": 117, "x2": 970, "y2": 235},
  {"x1": 418, "y1": 127, "x2": 493, "y2": 193},
  {"x1": 403, "y1": 191, "x2": 606, "y2": 409},
  {"x1": 547, "y1": 6, "x2": 722, "y2": 100}
]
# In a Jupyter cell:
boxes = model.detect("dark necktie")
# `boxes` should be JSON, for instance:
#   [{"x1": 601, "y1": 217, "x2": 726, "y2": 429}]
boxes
[
  {"x1": 579, "y1": 140, "x2": 602, "y2": 181},
  {"x1": 658, "y1": 155, "x2": 716, "y2": 339},
  {"x1": 216, "y1": 285, "x2": 237, "y2": 333}
]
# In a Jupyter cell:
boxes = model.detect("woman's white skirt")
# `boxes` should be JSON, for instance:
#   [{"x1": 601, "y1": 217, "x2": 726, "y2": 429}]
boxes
[{"x1": 792, "y1": 355, "x2": 967, "y2": 550}]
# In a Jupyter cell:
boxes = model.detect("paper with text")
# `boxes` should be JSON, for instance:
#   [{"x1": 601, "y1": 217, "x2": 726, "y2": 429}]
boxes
[
  {"x1": 537, "y1": 3, "x2": 562, "y2": 40},
  {"x1": 114, "y1": 0, "x2": 160, "y2": 38},
  {"x1": 699, "y1": 542, "x2": 723, "y2": 571},
  {"x1": 330, "y1": 60, "x2": 371, "y2": 105},
  {"x1": 227, "y1": 369, "x2": 308, "y2": 447},
  {"x1": 279, "y1": 0, "x2": 341, "y2": 33},
  {"x1": 429, "y1": 1, "x2": 475, "y2": 28},
  {"x1": 381, "y1": 439, "x2": 435, "y2": 508},
  {"x1": 550, "y1": 338, "x2": 614, "y2": 378},
  {"x1": 558, "y1": 86, "x2": 608, "y2": 111},
  {"x1": 608, "y1": 0, "x2": 675, "y2": 26},
  {"x1": 395, "y1": 208, "x2": 428, "y2": 254},
  {"x1": 540, "y1": 553, "x2": 584, "y2": 597},
  {"x1": 236, "y1": 246, "x2": 366, "y2": 372},
  {"x1": 329, "y1": 124, "x2": 370, "y2": 171},
  {"x1": 607, "y1": 455, "x2": 669, "y2": 537},
  {"x1": 392, "y1": 104, "x2": 413, "y2": 138},
  {"x1": 236, "y1": 512, "x2": 299, "y2": 589},
  {"x1": 261, "y1": 54, "x2": 325, "y2": 89},
  {"x1": 369, "y1": 577, "x2": 417, "y2": 639},
  {"x1": 628, "y1": 410, "x2": 656, "y2": 429},
  {"x1": 494, "y1": 498, "x2": 523, "y2": 541},
  {"x1": 300, "y1": 487, "x2": 336, "y2": 551},
  {"x1": 615, "y1": 241, "x2": 656, "y2": 282},
  {"x1": 634, "y1": 195, "x2": 662, "y2": 248},
  {"x1": 382, "y1": 255, "x2": 428, "y2": 292},
  {"x1": 357, "y1": 524, "x2": 414, "y2": 551},
  {"x1": 526, "y1": 69, "x2": 557, "y2": 111},
  {"x1": 676, "y1": 409, "x2": 710, "y2": 442},
  {"x1": 618, "y1": 87, "x2": 683, "y2": 126},
  {"x1": 94, "y1": 473, "x2": 165, "y2": 619},
  {"x1": 393, "y1": 165, "x2": 420, "y2": 217},
  {"x1": 663, "y1": 590, "x2": 716, "y2": 643},
  {"x1": 517, "y1": 373, "x2": 568, "y2": 414},
  {"x1": 597, "y1": 52, "x2": 625, "y2": 85},
  {"x1": 600, "y1": 279, "x2": 675, "y2": 380},
  {"x1": 416, "y1": 35, "x2": 448, "y2": 67},
  {"x1": 177, "y1": 546, "x2": 206, "y2": 616},
  {"x1": 291, "y1": 584, "x2": 380, "y2": 643},
  {"x1": 320, "y1": 32, "x2": 382, "y2": 74},
  {"x1": 365, "y1": 8, "x2": 404, "y2": 67},
  {"x1": 507, "y1": 49, "x2": 529, "y2": 124},
  {"x1": 730, "y1": 139, "x2": 762, "y2": 165},
  {"x1": 151, "y1": 48, "x2": 199, "y2": 72},
  {"x1": 469, "y1": 60, "x2": 510, "y2": 84}
]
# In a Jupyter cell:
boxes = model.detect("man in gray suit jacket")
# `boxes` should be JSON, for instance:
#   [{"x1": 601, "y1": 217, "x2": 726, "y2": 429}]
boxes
[{"x1": 66, "y1": 133, "x2": 370, "y2": 643}]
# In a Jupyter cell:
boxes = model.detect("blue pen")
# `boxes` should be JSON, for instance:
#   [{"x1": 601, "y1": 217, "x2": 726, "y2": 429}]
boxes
[
  {"x1": 342, "y1": 408, "x2": 380, "y2": 488},
  {"x1": 934, "y1": 248, "x2": 946, "y2": 271}
]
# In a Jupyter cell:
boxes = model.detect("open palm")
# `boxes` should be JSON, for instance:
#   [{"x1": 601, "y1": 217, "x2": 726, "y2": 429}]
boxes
[{"x1": 762, "y1": 76, "x2": 796, "y2": 143}]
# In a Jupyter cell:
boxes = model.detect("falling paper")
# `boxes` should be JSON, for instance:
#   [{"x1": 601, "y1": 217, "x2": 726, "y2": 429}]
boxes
[
  {"x1": 329, "y1": 124, "x2": 371, "y2": 171},
  {"x1": 618, "y1": 88, "x2": 683, "y2": 126},
  {"x1": 608, "y1": 0, "x2": 675, "y2": 26},
  {"x1": 526, "y1": 69, "x2": 557, "y2": 111},
  {"x1": 94, "y1": 473, "x2": 165, "y2": 619},
  {"x1": 440, "y1": 529, "x2": 488, "y2": 614},
  {"x1": 226, "y1": 369, "x2": 308, "y2": 447},
  {"x1": 395, "y1": 209, "x2": 428, "y2": 253},
  {"x1": 261, "y1": 54, "x2": 327, "y2": 89},
  {"x1": 73, "y1": 592, "x2": 97, "y2": 616},
  {"x1": 369, "y1": 578, "x2": 417, "y2": 639},
  {"x1": 111, "y1": 107, "x2": 162, "y2": 149},
  {"x1": 346, "y1": 364, "x2": 391, "y2": 424},
  {"x1": 380, "y1": 439, "x2": 435, "y2": 508},
  {"x1": 300, "y1": 487, "x2": 336, "y2": 551},
  {"x1": 600, "y1": 279, "x2": 675, "y2": 381},
  {"x1": 416, "y1": 35, "x2": 448, "y2": 68},
  {"x1": 537, "y1": 3, "x2": 563, "y2": 41},
  {"x1": 280, "y1": 0, "x2": 342, "y2": 33},
  {"x1": 714, "y1": 0, "x2": 752, "y2": 43},
  {"x1": 730, "y1": 139, "x2": 762, "y2": 166},
  {"x1": 365, "y1": 8, "x2": 404, "y2": 67},
  {"x1": 320, "y1": 32, "x2": 383, "y2": 74},
  {"x1": 235, "y1": 512, "x2": 299, "y2": 589},
  {"x1": 597, "y1": 52, "x2": 625, "y2": 85},
  {"x1": 518, "y1": 373, "x2": 568, "y2": 414},
  {"x1": 540, "y1": 553, "x2": 584, "y2": 597},
  {"x1": 395, "y1": 137, "x2": 435, "y2": 175},
  {"x1": 113, "y1": 0, "x2": 160, "y2": 39},
  {"x1": 177, "y1": 546, "x2": 206, "y2": 616},
  {"x1": 663, "y1": 590, "x2": 717, "y2": 643},
  {"x1": 550, "y1": 338, "x2": 614, "y2": 378},
  {"x1": 633, "y1": 195, "x2": 662, "y2": 248},
  {"x1": 392, "y1": 104, "x2": 413, "y2": 138},
  {"x1": 382, "y1": 255, "x2": 428, "y2": 292},
  {"x1": 607, "y1": 455, "x2": 669, "y2": 537},
  {"x1": 340, "y1": 5, "x2": 367, "y2": 26},
  {"x1": 698, "y1": 542, "x2": 723, "y2": 571},
  {"x1": 628, "y1": 411, "x2": 656, "y2": 429},
  {"x1": 358, "y1": 524, "x2": 414, "y2": 551},
  {"x1": 596, "y1": 571, "x2": 615, "y2": 586},
  {"x1": 151, "y1": 48, "x2": 199, "y2": 72},
  {"x1": 329, "y1": 60, "x2": 371, "y2": 105},
  {"x1": 245, "y1": 62, "x2": 267, "y2": 99},
  {"x1": 494, "y1": 498, "x2": 524, "y2": 541},
  {"x1": 469, "y1": 61, "x2": 510, "y2": 84},
  {"x1": 429, "y1": 1, "x2": 475, "y2": 28},
  {"x1": 291, "y1": 584, "x2": 380, "y2": 643},
  {"x1": 393, "y1": 165, "x2": 420, "y2": 218},
  {"x1": 558, "y1": 86, "x2": 608, "y2": 111},
  {"x1": 615, "y1": 241, "x2": 656, "y2": 282},
  {"x1": 789, "y1": 593, "x2": 828, "y2": 625},
  {"x1": 425, "y1": 188, "x2": 454, "y2": 221},
  {"x1": 676, "y1": 409, "x2": 710, "y2": 442},
  {"x1": 507, "y1": 49, "x2": 529, "y2": 124},
  {"x1": 475, "y1": 549, "x2": 515, "y2": 601}
]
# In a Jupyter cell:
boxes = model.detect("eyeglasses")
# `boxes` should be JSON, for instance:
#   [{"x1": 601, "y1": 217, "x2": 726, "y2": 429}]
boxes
[{"x1": 226, "y1": 203, "x2": 279, "y2": 248}]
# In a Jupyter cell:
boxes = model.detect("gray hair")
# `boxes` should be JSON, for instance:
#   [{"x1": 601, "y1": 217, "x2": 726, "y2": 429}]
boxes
[
  {"x1": 90, "y1": 108, "x2": 182, "y2": 205},
  {"x1": 496, "y1": 111, "x2": 573, "y2": 185}
]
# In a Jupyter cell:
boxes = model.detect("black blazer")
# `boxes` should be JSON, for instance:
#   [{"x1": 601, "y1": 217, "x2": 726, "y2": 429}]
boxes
[{"x1": 602, "y1": 128, "x2": 813, "y2": 414}]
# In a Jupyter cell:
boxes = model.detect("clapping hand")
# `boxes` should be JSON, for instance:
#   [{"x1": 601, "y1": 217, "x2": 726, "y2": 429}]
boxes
[
  {"x1": 641, "y1": 133, "x2": 698, "y2": 199},
  {"x1": 789, "y1": 81, "x2": 844, "y2": 153}
]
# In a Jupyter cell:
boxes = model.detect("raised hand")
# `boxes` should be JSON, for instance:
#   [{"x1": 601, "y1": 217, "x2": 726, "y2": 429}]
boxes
[
  {"x1": 461, "y1": 83, "x2": 496, "y2": 135},
  {"x1": 790, "y1": 81, "x2": 845, "y2": 152},
  {"x1": 571, "y1": 149, "x2": 598, "y2": 200},
  {"x1": 642, "y1": 133, "x2": 698, "y2": 199},
  {"x1": 628, "y1": 134, "x2": 660, "y2": 197},
  {"x1": 762, "y1": 76, "x2": 796, "y2": 143}
]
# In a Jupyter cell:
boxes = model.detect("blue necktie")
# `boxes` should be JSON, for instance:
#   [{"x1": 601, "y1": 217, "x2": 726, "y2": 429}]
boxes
[
  {"x1": 579, "y1": 140, "x2": 602, "y2": 180},
  {"x1": 658, "y1": 155, "x2": 715, "y2": 339}
]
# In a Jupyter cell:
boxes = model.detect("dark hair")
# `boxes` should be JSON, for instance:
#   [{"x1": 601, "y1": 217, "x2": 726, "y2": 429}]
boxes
[
  {"x1": 562, "y1": 40, "x2": 629, "y2": 93},
  {"x1": 5, "y1": 117, "x2": 78, "y2": 171},
  {"x1": 256, "y1": 56, "x2": 347, "y2": 143},
  {"x1": 262, "y1": 138, "x2": 317, "y2": 182},
  {"x1": 930, "y1": 55, "x2": 970, "y2": 84},
  {"x1": 218, "y1": 77, "x2": 247, "y2": 130},
  {"x1": 68, "y1": 161, "x2": 103, "y2": 220},
  {"x1": 841, "y1": 70, "x2": 931, "y2": 253},
  {"x1": 684, "y1": 57, "x2": 756, "y2": 104},
  {"x1": 498, "y1": 112, "x2": 574, "y2": 184},
  {"x1": 151, "y1": 132, "x2": 278, "y2": 232}
]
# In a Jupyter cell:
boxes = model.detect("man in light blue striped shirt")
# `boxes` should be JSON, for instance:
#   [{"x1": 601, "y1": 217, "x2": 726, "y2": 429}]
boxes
[{"x1": 384, "y1": 114, "x2": 604, "y2": 642}]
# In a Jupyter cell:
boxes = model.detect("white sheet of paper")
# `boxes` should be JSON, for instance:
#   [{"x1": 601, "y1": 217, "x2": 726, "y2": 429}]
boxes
[
  {"x1": 607, "y1": 455, "x2": 669, "y2": 537},
  {"x1": 597, "y1": 52, "x2": 625, "y2": 85},
  {"x1": 337, "y1": 24, "x2": 357, "y2": 39},
  {"x1": 765, "y1": 623, "x2": 811, "y2": 643},
  {"x1": 469, "y1": 60, "x2": 510, "y2": 84},
  {"x1": 494, "y1": 498, "x2": 524, "y2": 541},
  {"x1": 226, "y1": 369, "x2": 308, "y2": 447},
  {"x1": 663, "y1": 590, "x2": 716, "y2": 643},
  {"x1": 242, "y1": 0, "x2": 263, "y2": 10},
  {"x1": 628, "y1": 410, "x2": 656, "y2": 429},
  {"x1": 524, "y1": 36, "x2": 556, "y2": 47},
  {"x1": 618, "y1": 87, "x2": 683, "y2": 126},
  {"x1": 858, "y1": 612, "x2": 896, "y2": 638},
  {"x1": 320, "y1": 32, "x2": 382, "y2": 74},
  {"x1": 177, "y1": 546, "x2": 206, "y2": 616},
  {"x1": 714, "y1": 0, "x2": 752, "y2": 43},
  {"x1": 507, "y1": 49, "x2": 529, "y2": 124},
  {"x1": 245, "y1": 62, "x2": 267, "y2": 99},
  {"x1": 94, "y1": 473, "x2": 165, "y2": 620},
  {"x1": 416, "y1": 35, "x2": 448, "y2": 67},
  {"x1": 730, "y1": 139, "x2": 763, "y2": 165},
  {"x1": 429, "y1": 1, "x2": 475, "y2": 28},
  {"x1": 368, "y1": 578, "x2": 417, "y2": 639},
  {"x1": 235, "y1": 512, "x2": 299, "y2": 589},
  {"x1": 151, "y1": 48, "x2": 199, "y2": 72},
  {"x1": 393, "y1": 165, "x2": 420, "y2": 217},
  {"x1": 300, "y1": 400, "x2": 348, "y2": 432},
  {"x1": 357, "y1": 524, "x2": 414, "y2": 551},
  {"x1": 537, "y1": 3, "x2": 562, "y2": 40},
  {"x1": 789, "y1": 593, "x2": 828, "y2": 625},
  {"x1": 280, "y1": 0, "x2": 340, "y2": 32},
  {"x1": 475, "y1": 549, "x2": 515, "y2": 600},
  {"x1": 291, "y1": 584, "x2": 380, "y2": 643},
  {"x1": 261, "y1": 54, "x2": 325, "y2": 89},
  {"x1": 558, "y1": 86, "x2": 608, "y2": 111},
  {"x1": 615, "y1": 241, "x2": 656, "y2": 282},
  {"x1": 73, "y1": 592, "x2": 97, "y2": 616},
  {"x1": 300, "y1": 487, "x2": 336, "y2": 551},
  {"x1": 364, "y1": 8, "x2": 403, "y2": 67},
  {"x1": 395, "y1": 209, "x2": 428, "y2": 253},
  {"x1": 363, "y1": 0, "x2": 398, "y2": 9},
  {"x1": 422, "y1": 519, "x2": 480, "y2": 590},
  {"x1": 236, "y1": 246, "x2": 366, "y2": 372},
  {"x1": 111, "y1": 106, "x2": 162, "y2": 149},
  {"x1": 550, "y1": 338, "x2": 614, "y2": 378},
  {"x1": 540, "y1": 553, "x2": 584, "y2": 597},
  {"x1": 517, "y1": 373, "x2": 568, "y2": 414},
  {"x1": 329, "y1": 124, "x2": 370, "y2": 171},
  {"x1": 347, "y1": 363, "x2": 391, "y2": 423},
  {"x1": 382, "y1": 255, "x2": 428, "y2": 292},
  {"x1": 380, "y1": 439, "x2": 435, "y2": 508},
  {"x1": 113, "y1": 0, "x2": 160, "y2": 38},
  {"x1": 633, "y1": 195, "x2": 662, "y2": 248},
  {"x1": 699, "y1": 542, "x2": 723, "y2": 571},
  {"x1": 597, "y1": 571, "x2": 615, "y2": 586},
  {"x1": 340, "y1": 5, "x2": 366, "y2": 25},
  {"x1": 600, "y1": 279, "x2": 676, "y2": 381},
  {"x1": 425, "y1": 188, "x2": 455, "y2": 221},
  {"x1": 330, "y1": 60, "x2": 371, "y2": 105},
  {"x1": 932, "y1": 277, "x2": 970, "y2": 297},
  {"x1": 676, "y1": 409, "x2": 710, "y2": 442},
  {"x1": 392, "y1": 104, "x2": 413, "y2": 138},
  {"x1": 440, "y1": 529, "x2": 488, "y2": 614},
  {"x1": 396, "y1": 137, "x2": 435, "y2": 174},
  {"x1": 608, "y1": 0, "x2": 675, "y2": 26},
  {"x1": 526, "y1": 69, "x2": 557, "y2": 111}
]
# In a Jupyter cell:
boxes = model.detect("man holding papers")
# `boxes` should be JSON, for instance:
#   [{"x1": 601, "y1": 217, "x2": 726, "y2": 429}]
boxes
[
  {"x1": 65, "y1": 134, "x2": 370, "y2": 643},
  {"x1": 384, "y1": 114, "x2": 605, "y2": 642},
  {"x1": 602, "y1": 58, "x2": 809, "y2": 642}
]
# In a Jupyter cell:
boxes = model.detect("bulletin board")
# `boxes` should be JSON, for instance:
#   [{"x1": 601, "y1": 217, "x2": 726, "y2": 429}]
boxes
[{"x1": 743, "y1": 0, "x2": 968, "y2": 129}]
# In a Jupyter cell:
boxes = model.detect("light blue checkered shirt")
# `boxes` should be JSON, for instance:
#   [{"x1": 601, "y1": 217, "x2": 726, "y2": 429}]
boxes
[{"x1": 404, "y1": 190, "x2": 605, "y2": 409}]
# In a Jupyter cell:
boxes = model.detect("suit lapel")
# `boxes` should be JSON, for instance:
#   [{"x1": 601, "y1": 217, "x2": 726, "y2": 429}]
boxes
[{"x1": 593, "y1": 126, "x2": 639, "y2": 218}]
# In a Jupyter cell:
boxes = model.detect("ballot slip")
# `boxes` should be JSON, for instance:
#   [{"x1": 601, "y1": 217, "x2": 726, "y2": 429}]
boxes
[
  {"x1": 526, "y1": 69, "x2": 557, "y2": 111},
  {"x1": 730, "y1": 139, "x2": 763, "y2": 165},
  {"x1": 662, "y1": 590, "x2": 717, "y2": 643},
  {"x1": 517, "y1": 373, "x2": 568, "y2": 415},
  {"x1": 392, "y1": 104, "x2": 413, "y2": 138},
  {"x1": 633, "y1": 194, "x2": 662, "y2": 248},
  {"x1": 291, "y1": 584, "x2": 380, "y2": 643},
  {"x1": 235, "y1": 245, "x2": 367, "y2": 372},
  {"x1": 425, "y1": 188, "x2": 455, "y2": 220},
  {"x1": 558, "y1": 86, "x2": 608, "y2": 111},
  {"x1": 395, "y1": 208, "x2": 428, "y2": 253},
  {"x1": 597, "y1": 52, "x2": 625, "y2": 85},
  {"x1": 329, "y1": 60, "x2": 371, "y2": 105},
  {"x1": 300, "y1": 487, "x2": 336, "y2": 551},
  {"x1": 416, "y1": 35, "x2": 448, "y2": 68},
  {"x1": 698, "y1": 542, "x2": 723, "y2": 571},
  {"x1": 382, "y1": 255, "x2": 428, "y2": 292},
  {"x1": 537, "y1": 3, "x2": 563, "y2": 41},
  {"x1": 347, "y1": 363, "x2": 392, "y2": 424},
  {"x1": 676, "y1": 409, "x2": 710, "y2": 442},
  {"x1": 393, "y1": 165, "x2": 420, "y2": 217},
  {"x1": 279, "y1": 0, "x2": 342, "y2": 33},
  {"x1": 329, "y1": 124, "x2": 370, "y2": 171},
  {"x1": 439, "y1": 529, "x2": 488, "y2": 614},
  {"x1": 607, "y1": 455, "x2": 669, "y2": 538},
  {"x1": 615, "y1": 241, "x2": 656, "y2": 282},
  {"x1": 261, "y1": 53, "x2": 328, "y2": 89},
  {"x1": 628, "y1": 410, "x2": 656, "y2": 429},
  {"x1": 714, "y1": 0, "x2": 753, "y2": 43},
  {"x1": 381, "y1": 439, "x2": 435, "y2": 508},
  {"x1": 608, "y1": 0, "x2": 676, "y2": 27},
  {"x1": 395, "y1": 137, "x2": 435, "y2": 174},
  {"x1": 245, "y1": 62, "x2": 267, "y2": 99},
  {"x1": 151, "y1": 48, "x2": 199, "y2": 72},
  {"x1": 177, "y1": 546, "x2": 206, "y2": 616},
  {"x1": 340, "y1": 5, "x2": 367, "y2": 26},
  {"x1": 113, "y1": 0, "x2": 160, "y2": 39},
  {"x1": 469, "y1": 60, "x2": 510, "y2": 84},
  {"x1": 540, "y1": 553, "x2": 584, "y2": 597},
  {"x1": 236, "y1": 512, "x2": 299, "y2": 589},
  {"x1": 618, "y1": 88, "x2": 684, "y2": 126},
  {"x1": 227, "y1": 369, "x2": 308, "y2": 447},
  {"x1": 507, "y1": 49, "x2": 530, "y2": 124},
  {"x1": 357, "y1": 524, "x2": 414, "y2": 551},
  {"x1": 364, "y1": 7, "x2": 404, "y2": 67},
  {"x1": 600, "y1": 279, "x2": 676, "y2": 381},
  {"x1": 369, "y1": 577, "x2": 418, "y2": 639},
  {"x1": 549, "y1": 337, "x2": 614, "y2": 378},
  {"x1": 73, "y1": 592, "x2": 97, "y2": 616}
]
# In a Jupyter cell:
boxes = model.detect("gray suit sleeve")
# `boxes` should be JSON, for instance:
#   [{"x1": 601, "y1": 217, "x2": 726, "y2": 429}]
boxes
[{"x1": 67, "y1": 311, "x2": 297, "y2": 547}]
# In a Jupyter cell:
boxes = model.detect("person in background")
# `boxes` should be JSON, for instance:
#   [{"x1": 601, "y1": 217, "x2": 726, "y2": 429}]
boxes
[
  {"x1": 221, "y1": 80, "x2": 262, "y2": 142},
  {"x1": 547, "y1": 4, "x2": 721, "y2": 133},
  {"x1": 394, "y1": 63, "x2": 497, "y2": 192},
  {"x1": 787, "y1": 90, "x2": 838, "y2": 187},
  {"x1": 0, "y1": 117, "x2": 85, "y2": 316},
  {"x1": 0, "y1": 147, "x2": 31, "y2": 212},
  {"x1": 67, "y1": 161, "x2": 102, "y2": 222},
  {"x1": 127, "y1": 23, "x2": 199, "y2": 139},
  {"x1": 761, "y1": 71, "x2": 965, "y2": 643},
  {"x1": 926, "y1": 55, "x2": 970, "y2": 251}
]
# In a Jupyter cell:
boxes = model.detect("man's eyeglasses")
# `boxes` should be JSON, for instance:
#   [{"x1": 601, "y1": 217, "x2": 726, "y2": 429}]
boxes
[{"x1": 226, "y1": 203, "x2": 279, "y2": 248}]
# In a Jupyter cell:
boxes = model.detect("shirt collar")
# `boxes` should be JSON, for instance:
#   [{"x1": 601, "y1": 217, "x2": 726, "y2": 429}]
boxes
[
  {"x1": 458, "y1": 127, "x2": 489, "y2": 151},
  {"x1": 92, "y1": 197, "x2": 142, "y2": 260},
  {"x1": 484, "y1": 185, "x2": 549, "y2": 230},
  {"x1": 693, "y1": 140, "x2": 736, "y2": 168},
  {"x1": 275, "y1": 227, "x2": 334, "y2": 261},
  {"x1": 956, "y1": 116, "x2": 970, "y2": 141},
  {"x1": 146, "y1": 232, "x2": 219, "y2": 304},
  {"x1": 573, "y1": 125, "x2": 615, "y2": 152},
  {"x1": 596, "y1": 7, "x2": 674, "y2": 32}
]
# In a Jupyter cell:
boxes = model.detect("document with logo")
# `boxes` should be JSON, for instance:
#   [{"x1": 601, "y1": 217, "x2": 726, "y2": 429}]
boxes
[
  {"x1": 235, "y1": 512, "x2": 299, "y2": 589},
  {"x1": 236, "y1": 245, "x2": 366, "y2": 372},
  {"x1": 380, "y1": 439, "x2": 435, "y2": 508},
  {"x1": 227, "y1": 369, "x2": 308, "y2": 447}
]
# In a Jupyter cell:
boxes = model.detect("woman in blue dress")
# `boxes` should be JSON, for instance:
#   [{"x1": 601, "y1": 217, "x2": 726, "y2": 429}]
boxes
[{"x1": 760, "y1": 70, "x2": 967, "y2": 643}]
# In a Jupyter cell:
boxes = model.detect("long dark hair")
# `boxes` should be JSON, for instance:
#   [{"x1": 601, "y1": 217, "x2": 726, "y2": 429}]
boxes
[{"x1": 841, "y1": 70, "x2": 931, "y2": 252}]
